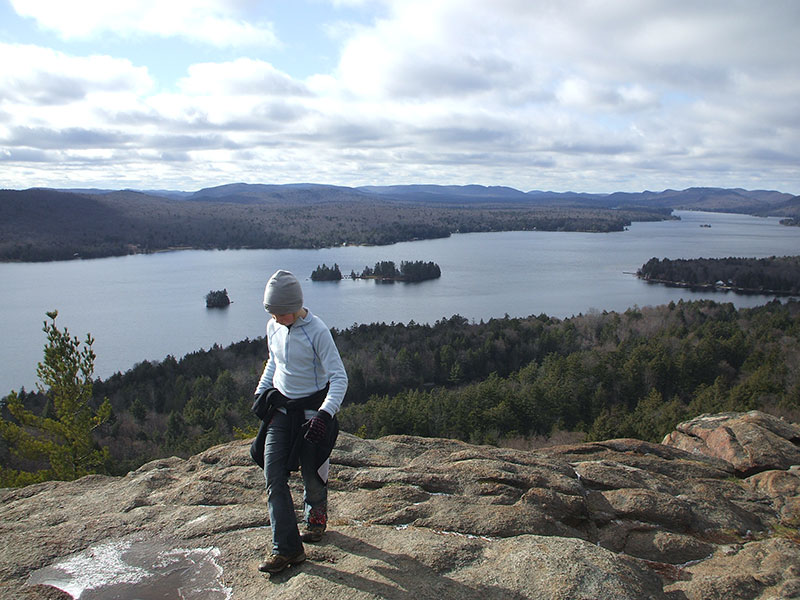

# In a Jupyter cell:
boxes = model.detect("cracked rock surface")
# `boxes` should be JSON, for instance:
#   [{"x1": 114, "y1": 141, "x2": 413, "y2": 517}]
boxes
[{"x1": 2, "y1": 410, "x2": 799, "y2": 599}]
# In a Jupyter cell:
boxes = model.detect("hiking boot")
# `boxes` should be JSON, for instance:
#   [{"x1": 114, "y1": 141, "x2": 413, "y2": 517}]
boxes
[
  {"x1": 300, "y1": 525, "x2": 325, "y2": 543},
  {"x1": 258, "y1": 549, "x2": 306, "y2": 574}
]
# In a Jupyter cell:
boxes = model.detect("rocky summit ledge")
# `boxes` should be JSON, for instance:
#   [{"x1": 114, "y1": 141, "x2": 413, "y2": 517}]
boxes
[{"x1": 1, "y1": 410, "x2": 799, "y2": 600}]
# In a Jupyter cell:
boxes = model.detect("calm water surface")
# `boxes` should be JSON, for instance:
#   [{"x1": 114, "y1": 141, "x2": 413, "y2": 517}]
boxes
[{"x1": 2, "y1": 210, "x2": 799, "y2": 393}]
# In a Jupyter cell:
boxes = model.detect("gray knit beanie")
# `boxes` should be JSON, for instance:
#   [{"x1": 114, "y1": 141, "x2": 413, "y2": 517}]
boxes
[{"x1": 263, "y1": 270, "x2": 304, "y2": 314}]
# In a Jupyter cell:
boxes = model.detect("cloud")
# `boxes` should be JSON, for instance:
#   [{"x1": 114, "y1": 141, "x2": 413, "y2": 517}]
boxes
[
  {"x1": 9, "y1": 0, "x2": 278, "y2": 47},
  {"x1": 177, "y1": 58, "x2": 310, "y2": 97},
  {"x1": 0, "y1": 43, "x2": 152, "y2": 105},
  {"x1": 555, "y1": 79, "x2": 659, "y2": 112},
  {"x1": 334, "y1": 1, "x2": 528, "y2": 100},
  {"x1": 1, "y1": 0, "x2": 799, "y2": 193},
  {"x1": 7, "y1": 126, "x2": 132, "y2": 149},
  {"x1": 0, "y1": 148, "x2": 52, "y2": 162}
]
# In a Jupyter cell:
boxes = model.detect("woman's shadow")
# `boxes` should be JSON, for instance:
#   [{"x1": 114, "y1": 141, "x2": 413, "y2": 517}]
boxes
[{"x1": 269, "y1": 530, "x2": 529, "y2": 600}]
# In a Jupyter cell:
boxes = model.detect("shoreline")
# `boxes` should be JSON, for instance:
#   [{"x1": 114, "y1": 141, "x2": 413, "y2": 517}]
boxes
[{"x1": 639, "y1": 276, "x2": 799, "y2": 297}]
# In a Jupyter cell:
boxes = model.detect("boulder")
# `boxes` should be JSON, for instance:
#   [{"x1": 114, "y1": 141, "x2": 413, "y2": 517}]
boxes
[
  {"x1": 663, "y1": 410, "x2": 800, "y2": 475},
  {"x1": 664, "y1": 538, "x2": 800, "y2": 600},
  {"x1": 746, "y1": 466, "x2": 800, "y2": 525}
]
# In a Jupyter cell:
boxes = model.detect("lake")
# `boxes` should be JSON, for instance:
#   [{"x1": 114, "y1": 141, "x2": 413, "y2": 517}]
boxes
[{"x1": 2, "y1": 210, "x2": 799, "y2": 394}]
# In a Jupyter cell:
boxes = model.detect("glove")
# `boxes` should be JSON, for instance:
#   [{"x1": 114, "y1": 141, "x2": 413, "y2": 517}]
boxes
[{"x1": 304, "y1": 410, "x2": 333, "y2": 444}]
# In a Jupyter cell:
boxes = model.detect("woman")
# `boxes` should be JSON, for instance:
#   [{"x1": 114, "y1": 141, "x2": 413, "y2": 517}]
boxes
[{"x1": 254, "y1": 269, "x2": 348, "y2": 574}]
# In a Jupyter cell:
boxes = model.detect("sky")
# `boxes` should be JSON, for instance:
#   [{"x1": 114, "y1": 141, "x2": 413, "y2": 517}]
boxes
[{"x1": 0, "y1": 0, "x2": 798, "y2": 194}]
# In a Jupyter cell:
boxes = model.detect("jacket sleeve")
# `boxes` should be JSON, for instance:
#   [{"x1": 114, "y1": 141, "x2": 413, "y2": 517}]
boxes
[
  {"x1": 315, "y1": 327, "x2": 348, "y2": 416},
  {"x1": 254, "y1": 326, "x2": 277, "y2": 395}
]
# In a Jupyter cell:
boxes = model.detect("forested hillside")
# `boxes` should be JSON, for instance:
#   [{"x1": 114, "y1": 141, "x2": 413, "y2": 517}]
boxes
[
  {"x1": 366, "y1": 184, "x2": 799, "y2": 217},
  {"x1": 3, "y1": 299, "x2": 799, "y2": 482},
  {"x1": 6, "y1": 184, "x2": 798, "y2": 262},
  {"x1": 0, "y1": 186, "x2": 672, "y2": 262},
  {"x1": 639, "y1": 256, "x2": 800, "y2": 294},
  {"x1": 338, "y1": 299, "x2": 800, "y2": 444}
]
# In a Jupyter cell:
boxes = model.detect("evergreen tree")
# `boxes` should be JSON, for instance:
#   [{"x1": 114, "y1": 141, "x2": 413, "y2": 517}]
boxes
[{"x1": 0, "y1": 311, "x2": 112, "y2": 486}]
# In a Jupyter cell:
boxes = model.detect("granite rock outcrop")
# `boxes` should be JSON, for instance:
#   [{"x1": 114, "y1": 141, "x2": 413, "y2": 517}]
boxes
[{"x1": 1, "y1": 410, "x2": 798, "y2": 599}]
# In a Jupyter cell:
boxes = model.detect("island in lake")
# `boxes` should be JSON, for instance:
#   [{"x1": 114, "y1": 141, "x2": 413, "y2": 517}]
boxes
[
  {"x1": 205, "y1": 289, "x2": 231, "y2": 308},
  {"x1": 311, "y1": 263, "x2": 343, "y2": 281},
  {"x1": 637, "y1": 256, "x2": 800, "y2": 295},
  {"x1": 311, "y1": 260, "x2": 441, "y2": 282}
]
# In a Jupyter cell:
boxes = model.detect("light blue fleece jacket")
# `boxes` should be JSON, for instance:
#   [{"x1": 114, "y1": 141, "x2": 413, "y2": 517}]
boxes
[{"x1": 255, "y1": 309, "x2": 348, "y2": 417}]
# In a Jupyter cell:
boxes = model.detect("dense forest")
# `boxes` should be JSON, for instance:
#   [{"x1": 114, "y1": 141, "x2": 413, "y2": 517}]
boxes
[
  {"x1": 639, "y1": 256, "x2": 800, "y2": 294},
  {"x1": 0, "y1": 186, "x2": 676, "y2": 262},
  {"x1": 3, "y1": 298, "x2": 799, "y2": 486}
]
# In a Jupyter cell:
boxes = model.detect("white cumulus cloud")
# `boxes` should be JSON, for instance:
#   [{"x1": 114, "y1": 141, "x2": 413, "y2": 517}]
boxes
[
  {"x1": 0, "y1": 43, "x2": 153, "y2": 106},
  {"x1": 178, "y1": 58, "x2": 310, "y2": 97},
  {"x1": 9, "y1": 0, "x2": 278, "y2": 47}
]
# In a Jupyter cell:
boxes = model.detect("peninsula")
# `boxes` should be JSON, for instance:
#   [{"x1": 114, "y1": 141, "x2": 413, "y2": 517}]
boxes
[{"x1": 638, "y1": 256, "x2": 800, "y2": 295}]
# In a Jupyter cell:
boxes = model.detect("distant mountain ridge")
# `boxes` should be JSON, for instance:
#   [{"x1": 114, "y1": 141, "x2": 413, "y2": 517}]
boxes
[
  {"x1": 51, "y1": 182, "x2": 798, "y2": 214},
  {"x1": 189, "y1": 182, "x2": 372, "y2": 204},
  {"x1": 604, "y1": 186, "x2": 798, "y2": 214},
  {"x1": 185, "y1": 183, "x2": 798, "y2": 214},
  {"x1": 1, "y1": 184, "x2": 797, "y2": 262}
]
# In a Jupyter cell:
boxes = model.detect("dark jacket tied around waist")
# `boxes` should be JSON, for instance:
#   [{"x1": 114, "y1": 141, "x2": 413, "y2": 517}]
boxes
[{"x1": 250, "y1": 386, "x2": 339, "y2": 475}]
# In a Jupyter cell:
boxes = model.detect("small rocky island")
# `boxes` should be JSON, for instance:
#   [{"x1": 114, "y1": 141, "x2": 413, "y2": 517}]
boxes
[
  {"x1": 312, "y1": 260, "x2": 442, "y2": 283},
  {"x1": 310, "y1": 263, "x2": 343, "y2": 281},
  {"x1": 205, "y1": 289, "x2": 231, "y2": 308},
  {"x1": 355, "y1": 260, "x2": 441, "y2": 282}
]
